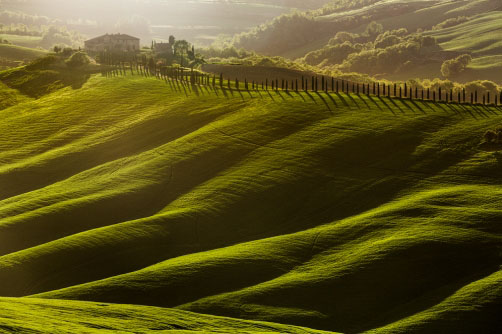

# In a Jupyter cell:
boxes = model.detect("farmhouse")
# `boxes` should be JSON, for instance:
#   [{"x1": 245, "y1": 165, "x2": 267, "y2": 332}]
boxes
[
  {"x1": 153, "y1": 41, "x2": 173, "y2": 55},
  {"x1": 84, "y1": 33, "x2": 140, "y2": 53}
]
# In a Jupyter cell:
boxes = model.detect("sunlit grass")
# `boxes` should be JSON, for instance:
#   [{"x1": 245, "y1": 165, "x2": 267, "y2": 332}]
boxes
[{"x1": 0, "y1": 73, "x2": 501, "y2": 333}]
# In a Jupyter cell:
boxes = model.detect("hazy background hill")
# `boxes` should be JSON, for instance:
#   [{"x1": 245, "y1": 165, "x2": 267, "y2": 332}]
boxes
[
  {"x1": 0, "y1": 0, "x2": 330, "y2": 46},
  {"x1": 2, "y1": 0, "x2": 500, "y2": 82},
  {"x1": 229, "y1": 0, "x2": 502, "y2": 82}
]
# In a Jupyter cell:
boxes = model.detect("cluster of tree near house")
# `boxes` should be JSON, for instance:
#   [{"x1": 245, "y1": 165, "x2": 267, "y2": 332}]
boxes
[{"x1": 84, "y1": 33, "x2": 205, "y2": 69}]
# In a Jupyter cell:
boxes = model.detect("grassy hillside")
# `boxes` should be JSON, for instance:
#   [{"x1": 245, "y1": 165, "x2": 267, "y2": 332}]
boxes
[
  {"x1": 0, "y1": 34, "x2": 42, "y2": 48},
  {"x1": 0, "y1": 81, "x2": 32, "y2": 109},
  {"x1": 0, "y1": 44, "x2": 46, "y2": 61},
  {"x1": 425, "y1": 11, "x2": 502, "y2": 56},
  {"x1": 0, "y1": 72, "x2": 501, "y2": 333},
  {"x1": 0, "y1": 297, "x2": 332, "y2": 333},
  {"x1": 231, "y1": 0, "x2": 502, "y2": 82},
  {"x1": 0, "y1": 43, "x2": 47, "y2": 70}
]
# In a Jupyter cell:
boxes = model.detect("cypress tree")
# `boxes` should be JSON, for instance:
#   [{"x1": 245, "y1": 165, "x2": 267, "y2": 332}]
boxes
[{"x1": 404, "y1": 83, "x2": 407, "y2": 97}]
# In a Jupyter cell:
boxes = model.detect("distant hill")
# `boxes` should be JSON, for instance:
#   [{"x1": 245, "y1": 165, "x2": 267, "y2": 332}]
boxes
[
  {"x1": 0, "y1": 43, "x2": 46, "y2": 69},
  {"x1": 0, "y1": 71, "x2": 501, "y2": 333},
  {"x1": 231, "y1": 0, "x2": 502, "y2": 82}
]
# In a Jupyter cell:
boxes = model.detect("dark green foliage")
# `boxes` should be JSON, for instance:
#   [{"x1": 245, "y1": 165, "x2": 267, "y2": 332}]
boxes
[
  {"x1": 484, "y1": 130, "x2": 497, "y2": 143},
  {"x1": 0, "y1": 54, "x2": 95, "y2": 98},
  {"x1": 25, "y1": 55, "x2": 59, "y2": 70},
  {"x1": 65, "y1": 52, "x2": 90, "y2": 68},
  {"x1": 441, "y1": 54, "x2": 472, "y2": 78}
]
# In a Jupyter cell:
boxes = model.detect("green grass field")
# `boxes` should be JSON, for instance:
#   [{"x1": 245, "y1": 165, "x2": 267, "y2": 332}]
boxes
[
  {"x1": 0, "y1": 44, "x2": 46, "y2": 61},
  {"x1": 0, "y1": 297, "x2": 333, "y2": 333},
  {"x1": 1, "y1": 70, "x2": 501, "y2": 333},
  {"x1": 0, "y1": 34, "x2": 43, "y2": 48},
  {"x1": 426, "y1": 11, "x2": 502, "y2": 56}
]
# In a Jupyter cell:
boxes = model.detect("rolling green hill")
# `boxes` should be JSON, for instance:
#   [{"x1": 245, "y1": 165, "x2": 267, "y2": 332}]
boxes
[
  {"x1": 1, "y1": 72, "x2": 501, "y2": 333},
  {"x1": 0, "y1": 297, "x2": 332, "y2": 333},
  {"x1": 0, "y1": 44, "x2": 46, "y2": 61},
  {"x1": 0, "y1": 43, "x2": 47, "y2": 70}
]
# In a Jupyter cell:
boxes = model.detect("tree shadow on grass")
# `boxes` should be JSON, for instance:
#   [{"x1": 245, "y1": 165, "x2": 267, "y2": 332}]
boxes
[
  {"x1": 345, "y1": 93, "x2": 360, "y2": 110},
  {"x1": 334, "y1": 92, "x2": 350, "y2": 108},
  {"x1": 314, "y1": 92, "x2": 332, "y2": 111},
  {"x1": 367, "y1": 95, "x2": 384, "y2": 112},
  {"x1": 399, "y1": 99, "x2": 418, "y2": 114},
  {"x1": 376, "y1": 97, "x2": 396, "y2": 115},
  {"x1": 274, "y1": 91, "x2": 286, "y2": 101},
  {"x1": 266, "y1": 90, "x2": 276, "y2": 102},
  {"x1": 304, "y1": 91, "x2": 318, "y2": 104},
  {"x1": 325, "y1": 93, "x2": 338, "y2": 108},
  {"x1": 408, "y1": 99, "x2": 427, "y2": 114}
]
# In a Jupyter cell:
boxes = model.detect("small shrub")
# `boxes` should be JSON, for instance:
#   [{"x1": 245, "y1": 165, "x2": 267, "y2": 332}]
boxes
[
  {"x1": 65, "y1": 52, "x2": 90, "y2": 68},
  {"x1": 62, "y1": 47, "x2": 74, "y2": 57},
  {"x1": 26, "y1": 55, "x2": 60, "y2": 70},
  {"x1": 484, "y1": 130, "x2": 497, "y2": 143}
]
